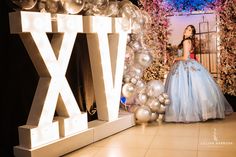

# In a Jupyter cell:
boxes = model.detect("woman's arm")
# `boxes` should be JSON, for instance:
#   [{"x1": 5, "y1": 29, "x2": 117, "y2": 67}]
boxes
[{"x1": 174, "y1": 40, "x2": 192, "y2": 62}]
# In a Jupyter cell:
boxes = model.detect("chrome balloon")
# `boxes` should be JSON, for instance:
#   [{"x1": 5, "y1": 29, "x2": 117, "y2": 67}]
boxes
[
  {"x1": 61, "y1": 0, "x2": 85, "y2": 14},
  {"x1": 122, "y1": 83, "x2": 135, "y2": 98},
  {"x1": 11, "y1": 0, "x2": 37, "y2": 10},
  {"x1": 135, "y1": 105, "x2": 152, "y2": 123}
]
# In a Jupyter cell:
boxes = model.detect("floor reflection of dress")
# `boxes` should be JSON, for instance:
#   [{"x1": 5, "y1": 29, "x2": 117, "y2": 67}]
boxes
[{"x1": 164, "y1": 51, "x2": 233, "y2": 122}]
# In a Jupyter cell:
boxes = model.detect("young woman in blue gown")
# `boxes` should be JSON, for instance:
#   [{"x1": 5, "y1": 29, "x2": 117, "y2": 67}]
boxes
[{"x1": 164, "y1": 25, "x2": 233, "y2": 122}]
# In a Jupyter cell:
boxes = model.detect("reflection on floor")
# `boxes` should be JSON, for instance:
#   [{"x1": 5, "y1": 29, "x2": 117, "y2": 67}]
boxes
[{"x1": 63, "y1": 112, "x2": 236, "y2": 157}]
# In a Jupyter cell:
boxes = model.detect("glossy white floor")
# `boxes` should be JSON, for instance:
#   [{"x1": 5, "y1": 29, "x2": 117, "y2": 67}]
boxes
[{"x1": 63, "y1": 112, "x2": 236, "y2": 157}]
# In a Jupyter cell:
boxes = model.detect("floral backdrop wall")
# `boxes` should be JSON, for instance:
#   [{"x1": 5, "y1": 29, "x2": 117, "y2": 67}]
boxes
[
  {"x1": 138, "y1": 0, "x2": 236, "y2": 96},
  {"x1": 138, "y1": 0, "x2": 171, "y2": 81}
]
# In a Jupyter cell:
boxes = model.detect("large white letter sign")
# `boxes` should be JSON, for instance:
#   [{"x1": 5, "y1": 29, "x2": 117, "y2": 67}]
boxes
[
  {"x1": 83, "y1": 16, "x2": 130, "y2": 121},
  {"x1": 9, "y1": 11, "x2": 87, "y2": 148}
]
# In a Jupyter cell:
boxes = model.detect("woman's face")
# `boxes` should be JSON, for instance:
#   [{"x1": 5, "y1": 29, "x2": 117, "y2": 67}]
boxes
[{"x1": 184, "y1": 26, "x2": 192, "y2": 38}]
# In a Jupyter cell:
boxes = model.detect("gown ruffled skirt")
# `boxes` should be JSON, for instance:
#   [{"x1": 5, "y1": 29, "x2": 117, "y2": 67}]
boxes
[{"x1": 164, "y1": 57, "x2": 233, "y2": 122}]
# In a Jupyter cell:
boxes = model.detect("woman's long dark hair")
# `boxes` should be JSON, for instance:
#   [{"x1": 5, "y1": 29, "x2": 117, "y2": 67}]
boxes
[{"x1": 178, "y1": 25, "x2": 196, "y2": 53}]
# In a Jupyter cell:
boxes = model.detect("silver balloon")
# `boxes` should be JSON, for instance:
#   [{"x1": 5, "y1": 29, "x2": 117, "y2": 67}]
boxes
[
  {"x1": 119, "y1": 16, "x2": 131, "y2": 31},
  {"x1": 131, "y1": 19, "x2": 142, "y2": 34},
  {"x1": 84, "y1": 8, "x2": 94, "y2": 15},
  {"x1": 158, "y1": 94, "x2": 165, "y2": 104},
  {"x1": 118, "y1": 3, "x2": 133, "y2": 19},
  {"x1": 146, "y1": 98, "x2": 161, "y2": 112},
  {"x1": 162, "y1": 92, "x2": 169, "y2": 99},
  {"x1": 164, "y1": 98, "x2": 171, "y2": 106},
  {"x1": 129, "y1": 64, "x2": 143, "y2": 78},
  {"x1": 149, "y1": 112, "x2": 159, "y2": 122},
  {"x1": 135, "y1": 52, "x2": 153, "y2": 68},
  {"x1": 137, "y1": 93, "x2": 148, "y2": 105},
  {"x1": 136, "y1": 80, "x2": 145, "y2": 89},
  {"x1": 135, "y1": 105, "x2": 152, "y2": 123},
  {"x1": 38, "y1": 0, "x2": 61, "y2": 13},
  {"x1": 61, "y1": 0, "x2": 85, "y2": 14},
  {"x1": 157, "y1": 104, "x2": 166, "y2": 114},
  {"x1": 130, "y1": 33, "x2": 142, "y2": 42},
  {"x1": 123, "y1": 64, "x2": 129, "y2": 75},
  {"x1": 127, "y1": 34, "x2": 131, "y2": 43},
  {"x1": 125, "y1": 46, "x2": 135, "y2": 65},
  {"x1": 105, "y1": 0, "x2": 119, "y2": 17},
  {"x1": 129, "y1": 104, "x2": 139, "y2": 113},
  {"x1": 134, "y1": 75, "x2": 141, "y2": 80},
  {"x1": 122, "y1": 83, "x2": 135, "y2": 98},
  {"x1": 11, "y1": 0, "x2": 37, "y2": 10},
  {"x1": 146, "y1": 87, "x2": 154, "y2": 97},
  {"x1": 146, "y1": 80, "x2": 164, "y2": 98},
  {"x1": 92, "y1": 0, "x2": 109, "y2": 15},
  {"x1": 141, "y1": 10, "x2": 151, "y2": 27},
  {"x1": 94, "y1": 0, "x2": 108, "y2": 9},
  {"x1": 123, "y1": 76, "x2": 130, "y2": 83},
  {"x1": 129, "y1": 40, "x2": 142, "y2": 51},
  {"x1": 130, "y1": 77, "x2": 137, "y2": 85}
]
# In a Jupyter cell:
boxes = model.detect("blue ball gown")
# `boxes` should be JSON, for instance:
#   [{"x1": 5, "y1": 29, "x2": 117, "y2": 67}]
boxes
[{"x1": 164, "y1": 51, "x2": 233, "y2": 122}]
